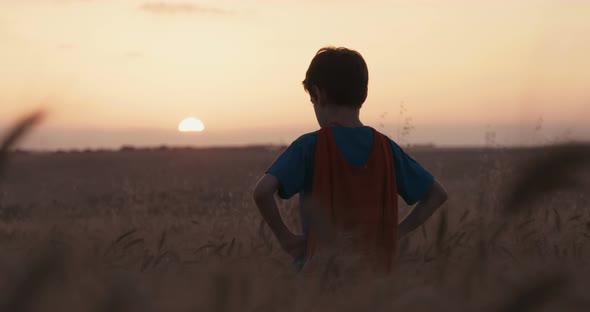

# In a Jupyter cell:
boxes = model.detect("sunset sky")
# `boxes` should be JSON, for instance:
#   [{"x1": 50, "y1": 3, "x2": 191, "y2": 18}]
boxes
[{"x1": 1, "y1": 0, "x2": 589, "y2": 149}]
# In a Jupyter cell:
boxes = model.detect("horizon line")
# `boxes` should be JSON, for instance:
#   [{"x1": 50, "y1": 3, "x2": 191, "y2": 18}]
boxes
[{"x1": 9, "y1": 140, "x2": 590, "y2": 154}]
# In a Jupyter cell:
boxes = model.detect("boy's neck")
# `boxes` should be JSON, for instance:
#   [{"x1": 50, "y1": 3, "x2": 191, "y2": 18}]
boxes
[{"x1": 323, "y1": 106, "x2": 363, "y2": 128}]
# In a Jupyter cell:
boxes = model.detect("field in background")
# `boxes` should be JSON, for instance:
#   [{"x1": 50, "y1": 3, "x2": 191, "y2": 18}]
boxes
[{"x1": 0, "y1": 146, "x2": 589, "y2": 311}]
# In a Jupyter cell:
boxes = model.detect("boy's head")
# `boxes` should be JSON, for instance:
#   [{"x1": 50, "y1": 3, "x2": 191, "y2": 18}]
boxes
[{"x1": 303, "y1": 47, "x2": 369, "y2": 110}]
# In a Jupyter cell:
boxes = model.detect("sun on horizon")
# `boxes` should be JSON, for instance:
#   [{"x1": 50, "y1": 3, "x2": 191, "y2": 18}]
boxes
[{"x1": 178, "y1": 117, "x2": 205, "y2": 133}]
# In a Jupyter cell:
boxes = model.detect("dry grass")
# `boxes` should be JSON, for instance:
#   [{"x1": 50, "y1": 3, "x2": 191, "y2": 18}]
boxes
[{"x1": 1, "y1": 112, "x2": 590, "y2": 311}]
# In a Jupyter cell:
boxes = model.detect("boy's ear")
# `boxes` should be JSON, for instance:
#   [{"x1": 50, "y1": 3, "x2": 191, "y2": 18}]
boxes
[{"x1": 312, "y1": 86, "x2": 327, "y2": 106}]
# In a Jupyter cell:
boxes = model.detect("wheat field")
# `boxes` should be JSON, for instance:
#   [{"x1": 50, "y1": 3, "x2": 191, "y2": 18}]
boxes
[{"x1": 1, "y1": 114, "x2": 589, "y2": 311}]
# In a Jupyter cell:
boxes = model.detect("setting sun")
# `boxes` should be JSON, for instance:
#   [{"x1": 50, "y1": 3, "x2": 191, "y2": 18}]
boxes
[{"x1": 178, "y1": 117, "x2": 205, "y2": 133}]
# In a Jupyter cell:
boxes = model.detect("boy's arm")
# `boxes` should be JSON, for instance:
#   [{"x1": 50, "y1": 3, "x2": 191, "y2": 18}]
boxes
[
  {"x1": 398, "y1": 179, "x2": 448, "y2": 238},
  {"x1": 252, "y1": 174, "x2": 306, "y2": 258}
]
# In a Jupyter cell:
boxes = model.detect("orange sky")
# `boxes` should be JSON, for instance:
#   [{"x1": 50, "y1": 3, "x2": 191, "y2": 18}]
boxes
[{"x1": 1, "y1": 0, "x2": 589, "y2": 149}]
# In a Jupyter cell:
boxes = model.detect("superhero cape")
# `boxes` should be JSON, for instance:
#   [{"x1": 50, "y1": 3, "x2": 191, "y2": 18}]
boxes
[{"x1": 302, "y1": 125, "x2": 398, "y2": 273}]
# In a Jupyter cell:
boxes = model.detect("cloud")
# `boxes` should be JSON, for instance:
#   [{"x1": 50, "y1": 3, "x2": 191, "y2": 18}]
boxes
[
  {"x1": 139, "y1": 2, "x2": 230, "y2": 15},
  {"x1": 124, "y1": 51, "x2": 144, "y2": 59}
]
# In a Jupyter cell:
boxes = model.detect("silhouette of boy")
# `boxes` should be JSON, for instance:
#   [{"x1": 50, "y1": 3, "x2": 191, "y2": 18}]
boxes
[{"x1": 253, "y1": 47, "x2": 448, "y2": 273}]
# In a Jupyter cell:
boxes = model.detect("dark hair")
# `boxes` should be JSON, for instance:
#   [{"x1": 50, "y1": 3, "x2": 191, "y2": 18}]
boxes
[{"x1": 302, "y1": 47, "x2": 369, "y2": 108}]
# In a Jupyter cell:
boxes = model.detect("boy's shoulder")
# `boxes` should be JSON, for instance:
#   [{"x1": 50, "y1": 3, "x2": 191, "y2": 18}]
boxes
[
  {"x1": 290, "y1": 130, "x2": 319, "y2": 148},
  {"x1": 370, "y1": 129, "x2": 405, "y2": 152}
]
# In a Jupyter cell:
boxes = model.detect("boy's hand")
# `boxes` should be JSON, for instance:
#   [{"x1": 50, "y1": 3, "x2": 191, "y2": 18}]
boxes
[
  {"x1": 278, "y1": 233, "x2": 306, "y2": 259},
  {"x1": 398, "y1": 223, "x2": 410, "y2": 240}
]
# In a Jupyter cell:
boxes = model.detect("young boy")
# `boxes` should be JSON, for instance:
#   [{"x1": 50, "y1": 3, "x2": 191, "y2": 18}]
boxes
[{"x1": 253, "y1": 47, "x2": 447, "y2": 272}]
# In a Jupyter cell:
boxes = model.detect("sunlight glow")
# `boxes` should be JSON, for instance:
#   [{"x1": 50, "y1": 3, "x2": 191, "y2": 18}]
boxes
[{"x1": 178, "y1": 117, "x2": 205, "y2": 132}]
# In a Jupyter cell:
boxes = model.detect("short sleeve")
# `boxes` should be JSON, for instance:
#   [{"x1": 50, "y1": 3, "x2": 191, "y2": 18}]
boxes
[
  {"x1": 266, "y1": 133, "x2": 316, "y2": 200},
  {"x1": 389, "y1": 140, "x2": 435, "y2": 205}
]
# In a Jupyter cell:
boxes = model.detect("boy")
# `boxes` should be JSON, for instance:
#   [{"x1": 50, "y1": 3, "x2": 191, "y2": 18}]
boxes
[{"x1": 253, "y1": 47, "x2": 447, "y2": 272}]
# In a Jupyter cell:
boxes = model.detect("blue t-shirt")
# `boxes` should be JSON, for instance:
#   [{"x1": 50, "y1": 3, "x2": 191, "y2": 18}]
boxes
[
  {"x1": 266, "y1": 125, "x2": 434, "y2": 270},
  {"x1": 266, "y1": 126, "x2": 434, "y2": 200},
  {"x1": 267, "y1": 125, "x2": 434, "y2": 205}
]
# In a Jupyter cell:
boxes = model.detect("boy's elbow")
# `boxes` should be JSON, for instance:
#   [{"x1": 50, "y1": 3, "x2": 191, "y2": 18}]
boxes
[
  {"x1": 434, "y1": 181, "x2": 448, "y2": 204},
  {"x1": 440, "y1": 189, "x2": 448, "y2": 204}
]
